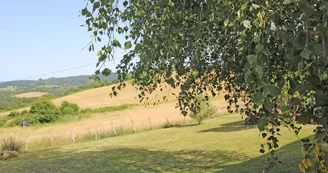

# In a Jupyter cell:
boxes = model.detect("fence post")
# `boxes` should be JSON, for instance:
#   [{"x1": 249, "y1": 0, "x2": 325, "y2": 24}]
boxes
[
  {"x1": 165, "y1": 115, "x2": 171, "y2": 127},
  {"x1": 148, "y1": 117, "x2": 153, "y2": 130},
  {"x1": 94, "y1": 128, "x2": 98, "y2": 140},
  {"x1": 51, "y1": 135, "x2": 54, "y2": 147},
  {"x1": 131, "y1": 118, "x2": 136, "y2": 133},
  {"x1": 111, "y1": 121, "x2": 116, "y2": 135},
  {"x1": 25, "y1": 136, "x2": 29, "y2": 151},
  {"x1": 71, "y1": 131, "x2": 75, "y2": 143}
]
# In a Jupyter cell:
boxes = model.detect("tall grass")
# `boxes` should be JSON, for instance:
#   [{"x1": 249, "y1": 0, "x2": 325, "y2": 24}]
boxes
[
  {"x1": 79, "y1": 104, "x2": 137, "y2": 114},
  {"x1": 1, "y1": 136, "x2": 23, "y2": 152},
  {"x1": 16, "y1": 118, "x2": 187, "y2": 151}
]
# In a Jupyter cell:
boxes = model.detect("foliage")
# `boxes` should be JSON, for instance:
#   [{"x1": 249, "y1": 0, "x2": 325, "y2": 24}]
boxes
[
  {"x1": 1, "y1": 136, "x2": 23, "y2": 152},
  {"x1": 82, "y1": 0, "x2": 328, "y2": 171},
  {"x1": 60, "y1": 101, "x2": 79, "y2": 114},
  {"x1": 62, "y1": 107, "x2": 75, "y2": 115},
  {"x1": 0, "y1": 102, "x2": 136, "y2": 127},
  {"x1": 8, "y1": 111, "x2": 20, "y2": 117},
  {"x1": 79, "y1": 104, "x2": 135, "y2": 114},
  {"x1": 188, "y1": 95, "x2": 217, "y2": 124}
]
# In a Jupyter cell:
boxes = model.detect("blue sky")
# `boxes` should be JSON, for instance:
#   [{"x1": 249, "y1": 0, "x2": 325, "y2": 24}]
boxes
[{"x1": 0, "y1": 0, "x2": 123, "y2": 81}]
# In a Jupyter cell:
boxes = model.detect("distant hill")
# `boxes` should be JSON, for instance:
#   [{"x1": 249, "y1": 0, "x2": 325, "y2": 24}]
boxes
[
  {"x1": 0, "y1": 74, "x2": 118, "y2": 89},
  {"x1": 0, "y1": 74, "x2": 118, "y2": 112}
]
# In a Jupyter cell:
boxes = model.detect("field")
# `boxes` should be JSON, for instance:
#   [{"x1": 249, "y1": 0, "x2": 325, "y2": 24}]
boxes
[
  {"x1": 0, "y1": 82, "x2": 314, "y2": 173},
  {"x1": 0, "y1": 114, "x2": 314, "y2": 173},
  {"x1": 52, "y1": 82, "x2": 180, "y2": 109},
  {"x1": 15, "y1": 92, "x2": 48, "y2": 98}
]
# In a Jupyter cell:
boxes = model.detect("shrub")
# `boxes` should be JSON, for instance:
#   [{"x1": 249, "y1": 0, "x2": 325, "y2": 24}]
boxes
[
  {"x1": 30, "y1": 100, "x2": 58, "y2": 115},
  {"x1": 1, "y1": 136, "x2": 23, "y2": 152},
  {"x1": 62, "y1": 107, "x2": 74, "y2": 115},
  {"x1": 8, "y1": 111, "x2": 20, "y2": 117},
  {"x1": 60, "y1": 101, "x2": 79, "y2": 114},
  {"x1": 20, "y1": 110, "x2": 29, "y2": 115},
  {"x1": 29, "y1": 100, "x2": 60, "y2": 123},
  {"x1": 188, "y1": 95, "x2": 217, "y2": 124}
]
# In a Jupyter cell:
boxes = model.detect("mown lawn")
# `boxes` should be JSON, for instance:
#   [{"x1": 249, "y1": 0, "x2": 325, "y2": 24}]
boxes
[{"x1": 0, "y1": 114, "x2": 314, "y2": 173}]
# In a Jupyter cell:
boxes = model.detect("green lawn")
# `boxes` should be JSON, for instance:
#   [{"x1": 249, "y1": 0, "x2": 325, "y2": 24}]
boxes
[{"x1": 0, "y1": 114, "x2": 314, "y2": 173}]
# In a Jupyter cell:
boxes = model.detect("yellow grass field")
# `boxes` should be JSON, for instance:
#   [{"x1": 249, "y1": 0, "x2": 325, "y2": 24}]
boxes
[
  {"x1": 15, "y1": 92, "x2": 48, "y2": 98},
  {"x1": 0, "y1": 82, "x2": 229, "y2": 146},
  {"x1": 53, "y1": 82, "x2": 180, "y2": 109}
]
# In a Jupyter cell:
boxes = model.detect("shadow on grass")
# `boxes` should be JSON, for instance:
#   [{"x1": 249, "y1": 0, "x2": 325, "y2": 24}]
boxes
[
  {"x1": 0, "y1": 139, "x2": 305, "y2": 173},
  {"x1": 198, "y1": 120, "x2": 256, "y2": 133}
]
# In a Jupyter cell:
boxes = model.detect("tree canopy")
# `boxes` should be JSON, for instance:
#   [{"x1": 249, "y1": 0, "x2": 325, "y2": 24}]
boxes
[{"x1": 81, "y1": 0, "x2": 328, "y2": 172}]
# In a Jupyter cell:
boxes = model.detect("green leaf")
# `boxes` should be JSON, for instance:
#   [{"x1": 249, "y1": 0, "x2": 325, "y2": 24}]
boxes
[
  {"x1": 82, "y1": 8, "x2": 88, "y2": 16},
  {"x1": 283, "y1": 0, "x2": 293, "y2": 5},
  {"x1": 246, "y1": 55, "x2": 257, "y2": 67},
  {"x1": 93, "y1": 2, "x2": 100, "y2": 12},
  {"x1": 94, "y1": 76, "x2": 100, "y2": 82},
  {"x1": 243, "y1": 20, "x2": 252, "y2": 29},
  {"x1": 300, "y1": 49, "x2": 310, "y2": 60},
  {"x1": 253, "y1": 35, "x2": 260, "y2": 43},
  {"x1": 253, "y1": 92, "x2": 264, "y2": 103},
  {"x1": 124, "y1": 41, "x2": 132, "y2": 50},
  {"x1": 135, "y1": 44, "x2": 142, "y2": 52},
  {"x1": 123, "y1": 1, "x2": 128, "y2": 7},
  {"x1": 191, "y1": 71, "x2": 199, "y2": 79},
  {"x1": 258, "y1": 119, "x2": 268, "y2": 131},
  {"x1": 112, "y1": 40, "x2": 121, "y2": 48},
  {"x1": 102, "y1": 68, "x2": 111, "y2": 76},
  {"x1": 245, "y1": 70, "x2": 254, "y2": 84},
  {"x1": 105, "y1": 47, "x2": 112, "y2": 53},
  {"x1": 253, "y1": 65, "x2": 264, "y2": 78},
  {"x1": 264, "y1": 102, "x2": 275, "y2": 112},
  {"x1": 168, "y1": 0, "x2": 174, "y2": 7},
  {"x1": 263, "y1": 84, "x2": 280, "y2": 97},
  {"x1": 252, "y1": 3, "x2": 260, "y2": 9},
  {"x1": 95, "y1": 70, "x2": 100, "y2": 75}
]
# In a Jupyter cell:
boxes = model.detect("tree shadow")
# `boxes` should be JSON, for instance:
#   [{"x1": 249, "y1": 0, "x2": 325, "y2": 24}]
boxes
[
  {"x1": 198, "y1": 120, "x2": 256, "y2": 133},
  {"x1": 0, "y1": 136, "x2": 308, "y2": 173},
  {"x1": 0, "y1": 147, "x2": 250, "y2": 173}
]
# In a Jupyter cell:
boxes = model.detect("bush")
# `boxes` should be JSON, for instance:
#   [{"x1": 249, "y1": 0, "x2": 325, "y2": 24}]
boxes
[
  {"x1": 188, "y1": 95, "x2": 217, "y2": 124},
  {"x1": 60, "y1": 101, "x2": 79, "y2": 114},
  {"x1": 29, "y1": 100, "x2": 60, "y2": 123},
  {"x1": 1, "y1": 136, "x2": 23, "y2": 152},
  {"x1": 30, "y1": 100, "x2": 58, "y2": 114},
  {"x1": 62, "y1": 107, "x2": 74, "y2": 115},
  {"x1": 8, "y1": 111, "x2": 20, "y2": 117}
]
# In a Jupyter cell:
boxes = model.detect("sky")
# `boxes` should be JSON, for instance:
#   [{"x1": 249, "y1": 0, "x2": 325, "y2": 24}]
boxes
[{"x1": 0, "y1": 0, "x2": 124, "y2": 81}]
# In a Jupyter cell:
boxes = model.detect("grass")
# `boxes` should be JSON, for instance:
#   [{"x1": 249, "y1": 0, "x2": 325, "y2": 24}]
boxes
[{"x1": 0, "y1": 114, "x2": 314, "y2": 173}]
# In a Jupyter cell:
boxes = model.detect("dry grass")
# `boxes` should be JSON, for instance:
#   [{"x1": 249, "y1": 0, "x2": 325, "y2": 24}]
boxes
[
  {"x1": 0, "y1": 98, "x2": 228, "y2": 146},
  {"x1": 15, "y1": 92, "x2": 48, "y2": 98},
  {"x1": 0, "y1": 80, "x2": 229, "y2": 146},
  {"x1": 52, "y1": 82, "x2": 179, "y2": 109}
]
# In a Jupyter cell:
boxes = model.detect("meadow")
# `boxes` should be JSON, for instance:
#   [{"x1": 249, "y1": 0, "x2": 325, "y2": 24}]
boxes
[
  {"x1": 0, "y1": 83, "x2": 313, "y2": 173},
  {"x1": 0, "y1": 114, "x2": 314, "y2": 173}
]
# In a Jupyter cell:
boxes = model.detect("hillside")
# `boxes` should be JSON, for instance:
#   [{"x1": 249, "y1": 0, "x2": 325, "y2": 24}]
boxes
[
  {"x1": 0, "y1": 74, "x2": 118, "y2": 93},
  {"x1": 0, "y1": 74, "x2": 118, "y2": 112},
  {"x1": 52, "y1": 82, "x2": 179, "y2": 109}
]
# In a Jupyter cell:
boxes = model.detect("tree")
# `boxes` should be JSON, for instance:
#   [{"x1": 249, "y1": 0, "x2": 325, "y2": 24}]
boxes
[
  {"x1": 188, "y1": 94, "x2": 216, "y2": 124},
  {"x1": 81, "y1": 0, "x2": 328, "y2": 172}
]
